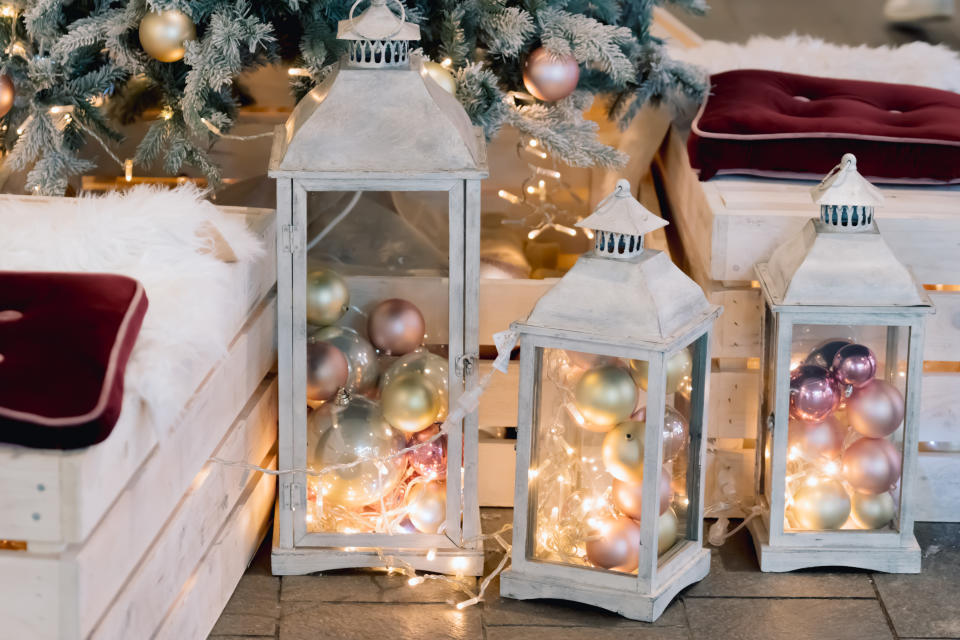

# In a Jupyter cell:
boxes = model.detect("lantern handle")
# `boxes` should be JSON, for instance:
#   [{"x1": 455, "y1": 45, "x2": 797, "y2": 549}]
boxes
[{"x1": 348, "y1": 0, "x2": 408, "y2": 40}]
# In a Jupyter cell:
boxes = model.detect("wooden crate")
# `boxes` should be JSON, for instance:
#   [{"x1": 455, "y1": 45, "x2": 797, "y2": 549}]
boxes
[{"x1": 654, "y1": 128, "x2": 960, "y2": 521}]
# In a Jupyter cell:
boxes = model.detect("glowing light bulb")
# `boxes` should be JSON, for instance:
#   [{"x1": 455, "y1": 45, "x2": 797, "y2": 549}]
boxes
[
  {"x1": 528, "y1": 468, "x2": 539, "y2": 480},
  {"x1": 408, "y1": 576, "x2": 425, "y2": 586},
  {"x1": 529, "y1": 139, "x2": 538, "y2": 147},
  {"x1": 823, "y1": 461, "x2": 839, "y2": 476},
  {"x1": 788, "y1": 446, "x2": 801, "y2": 461},
  {"x1": 426, "y1": 548, "x2": 437, "y2": 561},
  {"x1": 806, "y1": 476, "x2": 819, "y2": 487},
  {"x1": 440, "y1": 57, "x2": 453, "y2": 68}
]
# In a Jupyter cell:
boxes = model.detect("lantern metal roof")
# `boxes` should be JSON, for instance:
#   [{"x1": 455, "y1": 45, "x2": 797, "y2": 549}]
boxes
[
  {"x1": 519, "y1": 180, "x2": 719, "y2": 348},
  {"x1": 810, "y1": 153, "x2": 884, "y2": 208},
  {"x1": 336, "y1": 0, "x2": 421, "y2": 41}
]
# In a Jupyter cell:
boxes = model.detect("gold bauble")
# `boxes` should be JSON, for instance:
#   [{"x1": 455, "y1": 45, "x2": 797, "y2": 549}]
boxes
[
  {"x1": 139, "y1": 9, "x2": 196, "y2": 63},
  {"x1": 306, "y1": 268, "x2": 350, "y2": 326},
  {"x1": 380, "y1": 348, "x2": 449, "y2": 422},
  {"x1": 405, "y1": 480, "x2": 446, "y2": 534},
  {"x1": 422, "y1": 61, "x2": 456, "y2": 94},
  {"x1": 601, "y1": 420, "x2": 645, "y2": 483},
  {"x1": 573, "y1": 365, "x2": 637, "y2": 430},
  {"x1": 658, "y1": 507, "x2": 679, "y2": 555},
  {"x1": 0, "y1": 73, "x2": 14, "y2": 118},
  {"x1": 791, "y1": 477, "x2": 851, "y2": 530},
  {"x1": 629, "y1": 348, "x2": 693, "y2": 395},
  {"x1": 381, "y1": 371, "x2": 441, "y2": 434},
  {"x1": 851, "y1": 491, "x2": 895, "y2": 529}
]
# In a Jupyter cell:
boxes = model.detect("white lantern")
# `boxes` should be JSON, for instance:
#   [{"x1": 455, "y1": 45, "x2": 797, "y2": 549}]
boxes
[
  {"x1": 268, "y1": 0, "x2": 487, "y2": 576},
  {"x1": 748, "y1": 154, "x2": 933, "y2": 573},
  {"x1": 500, "y1": 179, "x2": 721, "y2": 621}
]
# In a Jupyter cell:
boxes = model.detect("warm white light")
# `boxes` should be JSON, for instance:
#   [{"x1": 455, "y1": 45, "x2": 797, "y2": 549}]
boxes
[
  {"x1": 440, "y1": 57, "x2": 453, "y2": 68},
  {"x1": 451, "y1": 556, "x2": 470, "y2": 571},
  {"x1": 583, "y1": 228, "x2": 594, "y2": 239},
  {"x1": 124, "y1": 158, "x2": 133, "y2": 183},
  {"x1": 408, "y1": 576, "x2": 425, "y2": 586},
  {"x1": 426, "y1": 548, "x2": 437, "y2": 561},
  {"x1": 528, "y1": 139, "x2": 538, "y2": 147},
  {"x1": 288, "y1": 67, "x2": 311, "y2": 77},
  {"x1": 788, "y1": 446, "x2": 801, "y2": 461},
  {"x1": 806, "y1": 476, "x2": 819, "y2": 487},
  {"x1": 526, "y1": 185, "x2": 537, "y2": 194},
  {"x1": 498, "y1": 189, "x2": 521, "y2": 205},
  {"x1": 528, "y1": 468, "x2": 539, "y2": 480},
  {"x1": 823, "y1": 461, "x2": 839, "y2": 476},
  {"x1": 0, "y1": 6, "x2": 15, "y2": 17},
  {"x1": 160, "y1": 106, "x2": 174, "y2": 120},
  {"x1": 527, "y1": 227, "x2": 543, "y2": 240}
]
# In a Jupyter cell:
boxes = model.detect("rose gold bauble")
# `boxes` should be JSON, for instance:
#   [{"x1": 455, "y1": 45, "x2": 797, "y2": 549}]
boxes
[
  {"x1": 407, "y1": 424, "x2": 447, "y2": 478},
  {"x1": 306, "y1": 341, "x2": 349, "y2": 402},
  {"x1": 847, "y1": 379, "x2": 904, "y2": 438},
  {"x1": 787, "y1": 414, "x2": 845, "y2": 460},
  {"x1": 851, "y1": 491, "x2": 895, "y2": 529},
  {"x1": 842, "y1": 437, "x2": 902, "y2": 494},
  {"x1": 368, "y1": 298, "x2": 426, "y2": 356},
  {"x1": 306, "y1": 268, "x2": 350, "y2": 326},
  {"x1": 601, "y1": 420, "x2": 646, "y2": 483},
  {"x1": 381, "y1": 371, "x2": 441, "y2": 433},
  {"x1": 612, "y1": 468, "x2": 672, "y2": 521},
  {"x1": 585, "y1": 515, "x2": 641, "y2": 572},
  {"x1": 139, "y1": 9, "x2": 196, "y2": 63},
  {"x1": 791, "y1": 477, "x2": 851, "y2": 530},
  {"x1": 629, "y1": 348, "x2": 693, "y2": 395},
  {"x1": 573, "y1": 365, "x2": 637, "y2": 430},
  {"x1": 632, "y1": 405, "x2": 689, "y2": 462},
  {"x1": 523, "y1": 47, "x2": 580, "y2": 102},
  {"x1": 404, "y1": 480, "x2": 446, "y2": 534},
  {"x1": 0, "y1": 73, "x2": 14, "y2": 118}
]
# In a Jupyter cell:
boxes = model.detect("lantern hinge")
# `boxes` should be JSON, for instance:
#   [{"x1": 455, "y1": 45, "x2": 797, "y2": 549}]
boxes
[
  {"x1": 280, "y1": 224, "x2": 302, "y2": 254},
  {"x1": 455, "y1": 353, "x2": 478, "y2": 380},
  {"x1": 282, "y1": 481, "x2": 304, "y2": 511}
]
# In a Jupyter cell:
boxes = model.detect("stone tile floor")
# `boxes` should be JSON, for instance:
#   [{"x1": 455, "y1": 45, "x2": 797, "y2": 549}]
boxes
[{"x1": 210, "y1": 510, "x2": 960, "y2": 640}]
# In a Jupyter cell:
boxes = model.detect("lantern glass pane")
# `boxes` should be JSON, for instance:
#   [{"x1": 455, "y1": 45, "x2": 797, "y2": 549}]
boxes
[
  {"x1": 760, "y1": 304, "x2": 777, "y2": 505},
  {"x1": 302, "y1": 190, "x2": 452, "y2": 535},
  {"x1": 782, "y1": 322, "x2": 909, "y2": 534}
]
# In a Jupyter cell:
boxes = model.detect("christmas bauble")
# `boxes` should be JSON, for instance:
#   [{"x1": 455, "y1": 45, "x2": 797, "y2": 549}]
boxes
[
  {"x1": 381, "y1": 348, "x2": 449, "y2": 427},
  {"x1": 601, "y1": 420, "x2": 645, "y2": 483},
  {"x1": 573, "y1": 365, "x2": 637, "y2": 430},
  {"x1": 632, "y1": 405, "x2": 689, "y2": 462},
  {"x1": 658, "y1": 507, "x2": 680, "y2": 555},
  {"x1": 629, "y1": 348, "x2": 693, "y2": 395},
  {"x1": 847, "y1": 379, "x2": 904, "y2": 438},
  {"x1": 309, "y1": 397, "x2": 407, "y2": 508},
  {"x1": 422, "y1": 60, "x2": 456, "y2": 94},
  {"x1": 310, "y1": 325, "x2": 378, "y2": 393},
  {"x1": 787, "y1": 414, "x2": 845, "y2": 460},
  {"x1": 522, "y1": 47, "x2": 579, "y2": 102},
  {"x1": 831, "y1": 343, "x2": 877, "y2": 389},
  {"x1": 306, "y1": 268, "x2": 350, "y2": 326},
  {"x1": 139, "y1": 9, "x2": 196, "y2": 63},
  {"x1": 306, "y1": 341, "x2": 349, "y2": 402},
  {"x1": 565, "y1": 350, "x2": 617, "y2": 370},
  {"x1": 805, "y1": 338, "x2": 852, "y2": 370},
  {"x1": 789, "y1": 364, "x2": 840, "y2": 422},
  {"x1": 851, "y1": 491, "x2": 895, "y2": 529},
  {"x1": 404, "y1": 480, "x2": 446, "y2": 534},
  {"x1": 612, "y1": 467, "x2": 672, "y2": 521},
  {"x1": 381, "y1": 371, "x2": 442, "y2": 433},
  {"x1": 585, "y1": 515, "x2": 641, "y2": 572},
  {"x1": 791, "y1": 477, "x2": 851, "y2": 530},
  {"x1": 0, "y1": 73, "x2": 14, "y2": 118},
  {"x1": 407, "y1": 424, "x2": 447, "y2": 478},
  {"x1": 842, "y1": 437, "x2": 902, "y2": 494},
  {"x1": 368, "y1": 298, "x2": 425, "y2": 355}
]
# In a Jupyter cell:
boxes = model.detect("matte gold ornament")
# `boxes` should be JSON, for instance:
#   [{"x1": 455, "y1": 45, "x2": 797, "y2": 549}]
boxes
[
  {"x1": 309, "y1": 397, "x2": 407, "y2": 509},
  {"x1": 585, "y1": 515, "x2": 641, "y2": 572},
  {"x1": 310, "y1": 325, "x2": 378, "y2": 393},
  {"x1": 0, "y1": 73, "x2": 14, "y2": 118},
  {"x1": 602, "y1": 420, "x2": 645, "y2": 483},
  {"x1": 574, "y1": 365, "x2": 637, "y2": 430},
  {"x1": 629, "y1": 348, "x2": 692, "y2": 395},
  {"x1": 851, "y1": 491, "x2": 895, "y2": 529},
  {"x1": 522, "y1": 46, "x2": 579, "y2": 102},
  {"x1": 306, "y1": 268, "x2": 350, "y2": 326},
  {"x1": 422, "y1": 60, "x2": 456, "y2": 94},
  {"x1": 404, "y1": 480, "x2": 446, "y2": 534},
  {"x1": 381, "y1": 371, "x2": 441, "y2": 433},
  {"x1": 139, "y1": 9, "x2": 196, "y2": 63},
  {"x1": 380, "y1": 348, "x2": 449, "y2": 421},
  {"x1": 658, "y1": 507, "x2": 679, "y2": 555},
  {"x1": 791, "y1": 477, "x2": 851, "y2": 530}
]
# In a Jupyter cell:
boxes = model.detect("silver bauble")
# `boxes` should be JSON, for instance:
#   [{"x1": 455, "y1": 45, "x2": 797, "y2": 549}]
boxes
[
  {"x1": 573, "y1": 365, "x2": 637, "y2": 430},
  {"x1": 404, "y1": 480, "x2": 446, "y2": 534},
  {"x1": 852, "y1": 491, "x2": 895, "y2": 529},
  {"x1": 310, "y1": 325, "x2": 379, "y2": 393},
  {"x1": 629, "y1": 348, "x2": 693, "y2": 395}
]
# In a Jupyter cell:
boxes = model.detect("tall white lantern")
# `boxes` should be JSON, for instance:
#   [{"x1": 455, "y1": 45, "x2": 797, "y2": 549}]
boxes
[
  {"x1": 500, "y1": 180, "x2": 721, "y2": 621},
  {"x1": 748, "y1": 154, "x2": 933, "y2": 573},
  {"x1": 268, "y1": 0, "x2": 487, "y2": 576}
]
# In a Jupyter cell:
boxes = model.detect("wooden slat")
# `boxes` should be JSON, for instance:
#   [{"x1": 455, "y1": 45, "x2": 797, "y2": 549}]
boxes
[
  {"x1": 926, "y1": 290, "x2": 960, "y2": 362},
  {"x1": 915, "y1": 452, "x2": 960, "y2": 522}
]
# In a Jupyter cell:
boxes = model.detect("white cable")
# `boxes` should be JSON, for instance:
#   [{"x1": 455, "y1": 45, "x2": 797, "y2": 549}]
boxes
[{"x1": 306, "y1": 190, "x2": 363, "y2": 251}]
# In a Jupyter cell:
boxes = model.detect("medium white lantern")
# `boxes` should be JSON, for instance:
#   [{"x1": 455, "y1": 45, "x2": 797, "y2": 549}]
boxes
[
  {"x1": 268, "y1": 0, "x2": 487, "y2": 576},
  {"x1": 500, "y1": 179, "x2": 721, "y2": 621},
  {"x1": 748, "y1": 154, "x2": 933, "y2": 573}
]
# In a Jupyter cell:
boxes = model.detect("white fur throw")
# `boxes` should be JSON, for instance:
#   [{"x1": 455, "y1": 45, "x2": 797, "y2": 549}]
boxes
[
  {"x1": 670, "y1": 34, "x2": 960, "y2": 93},
  {"x1": 0, "y1": 185, "x2": 264, "y2": 433}
]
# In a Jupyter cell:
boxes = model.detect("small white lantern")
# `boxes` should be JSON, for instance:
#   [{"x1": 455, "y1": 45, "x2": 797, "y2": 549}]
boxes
[
  {"x1": 748, "y1": 154, "x2": 933, "y2": 573},
  {"x1": 500, "y1": 180, "x2": 721, "y2": 621},
  {"x1": 268, "y1": 0, "x2": 487, "y2": 576}
]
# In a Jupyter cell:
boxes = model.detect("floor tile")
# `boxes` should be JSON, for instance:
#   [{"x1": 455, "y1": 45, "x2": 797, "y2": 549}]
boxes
[
  {"x1": 686, "y1": 525, "x2": 875, "y2": 598},
  {"x1": 222, "y1": 574, "x2": 281, "y2": 618},
  {"x1": 485, "y1": 625, "x2": 691, "y2": 640},
  {"x1": 279, "y1": 602, "x2": 481, "y2": 640},
  {"x1": 874, "y1": 522, "x2": 960, "y2": 639},
  {"x1": 281, "y1": 571, "x2": 473, "y2": 604},
  {"x1": 685, "y1": 598, "x2": 894, "y2": 640},
  {"x1": 209, "y1": 613, "x2": 278, "y2": 637}
]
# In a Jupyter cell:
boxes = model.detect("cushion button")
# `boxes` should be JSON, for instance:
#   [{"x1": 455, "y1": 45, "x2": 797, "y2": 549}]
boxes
[
  {"x1": 889, "y1": 109, "x2": 902, "y2": 114},
  {"x1": 0, "y1": 354, "x2": 4, "y2": 364},
  {"x1": 793, "y1": 95, "x2": 811, "y2": 102},
  {"x1": 0, "y1": 310, "x2": 23, "y2": 322}
]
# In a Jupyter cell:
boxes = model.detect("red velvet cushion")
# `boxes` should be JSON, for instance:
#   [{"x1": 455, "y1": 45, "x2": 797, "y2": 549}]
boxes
[
  {"x1": 0, "y1": 272, "x2": 148, "y2": 449},
  {"x1": 688, "y1": 69, "x2": 960, "y2": 183}
]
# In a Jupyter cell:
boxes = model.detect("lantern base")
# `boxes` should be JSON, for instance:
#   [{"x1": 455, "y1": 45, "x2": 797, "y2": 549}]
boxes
[
  {"x1": 271, "y1": 544, "x2": 484, "y2": 576},
  {"x1": 746, "y1": 517, "x2": 921, "y2": 573},
  {"x1": 500, "y1": 549, "x2": 710, "y2": 622}
]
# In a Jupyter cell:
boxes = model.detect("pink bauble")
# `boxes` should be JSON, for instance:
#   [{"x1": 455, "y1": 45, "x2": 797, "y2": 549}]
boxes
[
  {"x1": 789, "y1": 365, "x2": 840, "y2": 422},
  {"x1": 631, "y1": 405, "x2": 689, "y2": 463},
  {"x1": 805, "y1": 338, "x2": 852, "y2": 370},
  {"x1": 407, "y1": 424, "x2": 447, "y2": 478},
  {"x1": 368, "y1": 298, "x2": 426, "y2": 356},
  {"x1": 788, "y1": 415, "x2": 845, "y2": 460},
  {"x1": 612, "y1": 468, "x2": 672, "y2": 521},
  {"x1": 585, "y1": 515, "x2": 641, "y2": 572},
  {"x1": 831, "y1": 344, "x2": 877, "y2": 389},
  {"x1": 843, "y1": 437, "x2": 902, "y2": 494},
  {"x1": 523, "y1": 47, "x2": 579, "y2": 102},
  {"x1": 306, "y1": 341, "x2": 349, "y2": 402},
  {"x1": 847, "y1": 379, "x2": 904, "y2": 438}
]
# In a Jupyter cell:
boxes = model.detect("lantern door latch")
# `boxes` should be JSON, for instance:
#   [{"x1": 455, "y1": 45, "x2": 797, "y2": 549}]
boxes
[
  {"x1": 282, "y1": 482, "x2": 304, "y2": 511},
  {"x1": 455, "y1": 353, "x2": 478, "y2": 380},
  {"x1": 280, "y1": 224, "x2": 302, "y2": 254}
]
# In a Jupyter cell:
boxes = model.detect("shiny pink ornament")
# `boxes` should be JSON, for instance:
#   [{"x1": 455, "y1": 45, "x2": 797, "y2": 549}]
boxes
[
  {"x1": 789, "y1": 365, "x2": 840, "y2": 422},
  {"x1": 843, "y1": 437, "x2": 902, "y2": 494},
  {"x1": 523, "y1": 47, "x2": 580, "y2": 102},
  {"x1": 368, "y1": 298, "x2": 426, "y2": 356},
  {"x1": 306, "y1": 341, "x2": 349, "y2": 402},
  {"x1": 805, "y1": 339, "x2": 852, "y2": 370},
  {"x1": 406, "y1": 424, "x2": 447, "y2": 478},
  {"x1": 831, "y1": 344, "x2": 877, "y2": 389},
  {"x1": 847, "y1": 379, "x2": 904, "y2": 438},
  {"x1": 612, "y1": 468, "x2": 672, "y2": 521},
  {"x1": 585, "y1": 515, "x2": 641, "y2": 572},
  {"x1": 788, "y1": 415, "x2": 846, "y2": 460},
  {"x1": 631, "y1": 405, "x2": 689, "y2": 463}
]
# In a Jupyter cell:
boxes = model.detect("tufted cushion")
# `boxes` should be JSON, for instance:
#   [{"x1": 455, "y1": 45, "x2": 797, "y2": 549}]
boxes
[
  {"x1": 0, "y1": 272, "x2": 148, "y2": 449},
  {"x1": 688, "y1": 69, "x2": 960, "y2": 183}
]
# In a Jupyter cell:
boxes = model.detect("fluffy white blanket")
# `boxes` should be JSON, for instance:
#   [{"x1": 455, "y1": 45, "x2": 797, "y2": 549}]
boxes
[
  {"x1": 670, "y1": 34, "x2": 960, "y2": 92},
  {"x1": 0, "y1": 185, "x2": 264, "y2": 433}
]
